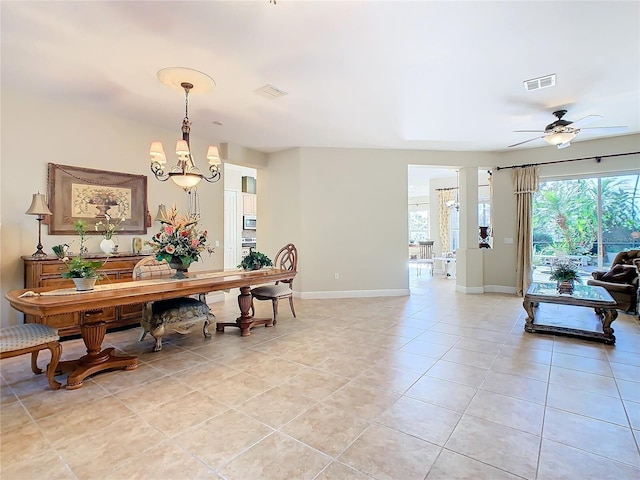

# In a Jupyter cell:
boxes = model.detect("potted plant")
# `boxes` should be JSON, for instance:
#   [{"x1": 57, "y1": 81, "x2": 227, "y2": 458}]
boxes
[
  {"x1": 549, "y1": 259, "x2": 580, "y2": 294},
  {"x1": 53, "y1": 244, "x2": 105, "y2": 291},
  {"x1": 238, "y1": 248, "x2": 273, "y2": 271}
]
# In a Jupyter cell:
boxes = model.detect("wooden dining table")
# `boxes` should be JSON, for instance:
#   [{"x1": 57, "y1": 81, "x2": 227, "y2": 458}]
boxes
[{"x1": 5, "y1": 267, "x2": 296, "y2": 389}]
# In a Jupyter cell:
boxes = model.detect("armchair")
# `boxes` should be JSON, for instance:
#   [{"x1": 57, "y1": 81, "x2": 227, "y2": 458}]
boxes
[{"x1": 587, "y1": 250, "x2": 640, "y2": 314}]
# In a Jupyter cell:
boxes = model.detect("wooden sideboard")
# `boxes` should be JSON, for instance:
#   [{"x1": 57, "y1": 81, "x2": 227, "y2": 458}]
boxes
[{"x1": 22, "y1": 253, "x2": 150, "y2": 336}]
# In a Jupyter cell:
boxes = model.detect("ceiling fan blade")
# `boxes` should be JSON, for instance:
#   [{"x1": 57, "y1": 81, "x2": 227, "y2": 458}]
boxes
[
  {"x1": 513, "y1": 130, "x2": 545, "y2": 133},
  {"x1": 579, "y1": 126, "x2": 628, "y2": 134},
  {"x1": 508, "y1": 136, "x2": 545, "y2": 148},
  {"x1": 567, "y1": 114, "x2": 603, "y2": 129}
]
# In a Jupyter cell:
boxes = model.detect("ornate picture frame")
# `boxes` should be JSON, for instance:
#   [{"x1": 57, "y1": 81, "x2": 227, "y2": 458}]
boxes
[{"x1": 47, "y1": 163, "x2": 148, "y2": 235}]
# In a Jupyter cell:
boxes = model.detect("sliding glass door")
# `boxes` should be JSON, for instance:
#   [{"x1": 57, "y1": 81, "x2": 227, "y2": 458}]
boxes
[{"x1": 532, "y1": 173, "x2": 639, "y2": 281}]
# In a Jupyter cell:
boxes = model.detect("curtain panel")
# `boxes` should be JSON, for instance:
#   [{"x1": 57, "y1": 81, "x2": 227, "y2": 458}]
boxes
[
  {"x1": 438, "y1": 189, "x2": 455, "y2": 254},
  {"x1": 512, "y1": 165, "x2": 540, "y2": 296}
]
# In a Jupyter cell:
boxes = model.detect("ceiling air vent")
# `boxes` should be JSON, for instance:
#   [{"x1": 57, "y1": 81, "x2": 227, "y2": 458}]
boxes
[
  {"x1": 523, "y1": 74, "x2": 556, "y2": 92},
  {"x1": 254, "y1": 84, "x2": 288, "y2": 99}
]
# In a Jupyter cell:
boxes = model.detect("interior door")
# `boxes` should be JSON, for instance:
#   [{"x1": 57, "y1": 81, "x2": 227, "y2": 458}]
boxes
[{"x1": 224, "y1": 189, "x2": 238, "y2": 269}]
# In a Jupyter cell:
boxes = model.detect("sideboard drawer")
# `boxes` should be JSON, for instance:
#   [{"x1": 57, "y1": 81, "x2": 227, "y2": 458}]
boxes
[{"x1": 42, "y1": 263, "x2": 69, "y2": 275}]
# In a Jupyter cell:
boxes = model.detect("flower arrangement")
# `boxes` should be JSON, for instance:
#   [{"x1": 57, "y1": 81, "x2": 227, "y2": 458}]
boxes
[
  {"x1": 52, "y1": 244, "x2": 104, "y2": 279},
  {"x1": 238, "y1": 248, "x2": 273, "y2": 271},
  {"x1": 146, "y1": 206, "x2": 214, "y2": 267},
  {"x1": 95, "y1": 213, "x2": 125, "y2": 240},
  {"x1": 549, "y1": 259, "x2": 581, "y2": 283}
]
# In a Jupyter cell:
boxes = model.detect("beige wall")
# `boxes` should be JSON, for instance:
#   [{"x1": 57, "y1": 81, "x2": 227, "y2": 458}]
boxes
[
  {"x1": 1, "y1": 86, "x2": 639, "y2": 325},
  {"x1": 1, "y1": 90, "x2": 225, "y2": 327}
]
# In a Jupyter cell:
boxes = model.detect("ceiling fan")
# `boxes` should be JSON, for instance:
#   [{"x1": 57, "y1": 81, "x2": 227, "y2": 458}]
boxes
[{"x1": 508, "y1": 110, "x2": 628, "y2": 149}]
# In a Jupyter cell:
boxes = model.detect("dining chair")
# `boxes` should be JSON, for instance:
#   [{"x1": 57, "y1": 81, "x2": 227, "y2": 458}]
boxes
[{"x1": 250, "y1": 243, "x2": 297, "y2": 324}]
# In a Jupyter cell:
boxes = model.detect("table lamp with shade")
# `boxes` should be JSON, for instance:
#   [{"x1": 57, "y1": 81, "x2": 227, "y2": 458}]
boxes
[{"x1": 25, "y1": 192, "x2": 53, "y2": 257}]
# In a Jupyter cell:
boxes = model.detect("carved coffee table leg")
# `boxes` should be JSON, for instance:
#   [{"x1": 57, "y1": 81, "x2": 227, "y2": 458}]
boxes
[
  {"x1": 523, "y1": 299, "x2": 537, "y2": 333},
  {"x1": 600, "y1": 308, "x2": 618, "y2": 345}
]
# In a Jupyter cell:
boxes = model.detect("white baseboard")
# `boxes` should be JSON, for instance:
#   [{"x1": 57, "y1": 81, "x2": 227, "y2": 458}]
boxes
[
  {"x1": 456, "y1": 285, "x2": 485, "y2": 294},
  {"x1": 483, "y1": 285, "x2": 518, "y2": 294},
  {"x1": 300, "y1": 289, "x2": 410, "y2": 300}
]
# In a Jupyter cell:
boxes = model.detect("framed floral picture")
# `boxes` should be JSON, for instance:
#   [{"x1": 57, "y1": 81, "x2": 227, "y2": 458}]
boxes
[{"x1": 47, "y1": 163, "x2": 148, "y2": 235}]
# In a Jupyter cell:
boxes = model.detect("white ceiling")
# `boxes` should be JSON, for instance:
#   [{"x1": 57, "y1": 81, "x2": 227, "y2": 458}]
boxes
[{"x1": 2, "y1": 1, "x2": 639, "y2": 155}]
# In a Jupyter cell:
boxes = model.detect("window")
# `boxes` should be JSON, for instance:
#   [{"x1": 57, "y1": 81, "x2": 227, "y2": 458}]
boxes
[{"x1": 409, "y1": 208, "x2": 430, "y2": 243}]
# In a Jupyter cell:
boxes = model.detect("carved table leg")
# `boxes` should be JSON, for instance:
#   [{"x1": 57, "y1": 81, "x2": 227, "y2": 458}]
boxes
[
  {"x1": 57, "y1": 316, "x2": 138, "y2": 390},
  {"x1": 523, "y1": 299, "x2": 537, "y2": 333},
  {"x1": 600, "y1": 308, "x2": 618, "y2": 345},
  {"x1": 215, "y1": 286, "x2": 273, "y2": 336}
]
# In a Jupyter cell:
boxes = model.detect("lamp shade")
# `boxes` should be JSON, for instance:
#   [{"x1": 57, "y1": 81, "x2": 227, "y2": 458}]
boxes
[
  {"x1": 154, "y1": 204, "x2": 168, "y2": 222},
  {"x1": 175, "y1": 140, "x2": 190, "y2": 156},
  {"x1": 149, "y1": 141, "x2": 165, "y2": 156},
  {"x1": 25, "y1": 193, "x2": 52, "y2": 216},
  {"x1": 206, "y1": 145, "x2": 221, "y2": 166}
]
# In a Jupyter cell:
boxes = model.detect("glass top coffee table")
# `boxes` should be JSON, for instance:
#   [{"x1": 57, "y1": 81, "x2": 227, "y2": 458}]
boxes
[{"x1": 523, "y1": 282, "x2": 618, "y2": 344}]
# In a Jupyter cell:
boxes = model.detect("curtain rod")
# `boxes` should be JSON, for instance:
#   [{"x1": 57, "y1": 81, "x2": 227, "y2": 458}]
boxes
[
  {"x1": 495, "y1": 151, "x2": 639, "y2": 171},
  {"x1": 435, "y1": 183, "x2": 490, "y2": 191}
]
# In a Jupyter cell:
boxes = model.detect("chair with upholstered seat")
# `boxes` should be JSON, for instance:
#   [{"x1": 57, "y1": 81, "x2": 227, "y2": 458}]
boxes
[
  {"x1": 0, "y1": 324, "x2": 62, "y2": 390},
  {"x1": 133, "y1": 257, "x2": 213, "y2": 351},
  {"x1": 250, "y1": 243, "x2": 297, "y2": 324}
]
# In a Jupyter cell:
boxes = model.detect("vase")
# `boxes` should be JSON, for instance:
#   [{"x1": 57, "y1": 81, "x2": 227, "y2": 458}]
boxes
[
  {"x1": 73, "y1": 277, "x2": 97, "y2": 291},
  {"x1": 168, "y1": 257, "x2": 191, "y2": 279},
  {"x1": 557, "y1": 280, "x2": 574, "y2": 295},
  {"x1": 100, "y1": 238, "x2": 115, "y2": 255}
]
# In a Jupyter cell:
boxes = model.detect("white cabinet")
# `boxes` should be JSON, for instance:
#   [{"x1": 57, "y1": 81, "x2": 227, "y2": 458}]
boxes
[{"x1": 243, "y1": 193, "x2": 257, "y2": 215}]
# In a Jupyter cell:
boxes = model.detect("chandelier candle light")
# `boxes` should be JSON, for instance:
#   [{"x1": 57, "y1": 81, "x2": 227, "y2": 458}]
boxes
[{"x1": 149, "y1": 68, "x2": 221, "y2": 190}]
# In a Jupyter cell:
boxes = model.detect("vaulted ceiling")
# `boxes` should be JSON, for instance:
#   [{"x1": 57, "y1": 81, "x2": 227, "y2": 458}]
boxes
[{"x1": 2, "y1": 1, "x2": 638, "y2": 154}]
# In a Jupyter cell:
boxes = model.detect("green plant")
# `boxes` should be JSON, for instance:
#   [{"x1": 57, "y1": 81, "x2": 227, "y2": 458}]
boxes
[
  {"x1": 146, "y1": 206, "x2": 213, "y2": 267},
  {"x1": 95, "y1": 213, "x2": 124, "y2": 239},
  {"x1": 238, "y1": 248, "x2": 273, "y2": 270},
  {"x1": 53, "y1": 244, "x2": 104, "y2": 279},
  {"x1": 73, "y1": 220, "x2": 89, "y2": 254},
  {"x1": 549, "y1": 259, "x2": 580, "y2": 283}
]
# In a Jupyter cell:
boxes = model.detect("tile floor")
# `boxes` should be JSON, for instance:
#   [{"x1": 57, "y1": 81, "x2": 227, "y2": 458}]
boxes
[{"x1": 1, "y1": 274, "x2": 639, "y2": 480}]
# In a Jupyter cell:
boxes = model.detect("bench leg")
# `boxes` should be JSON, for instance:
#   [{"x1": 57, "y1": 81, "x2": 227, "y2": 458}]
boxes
[
  {"x1": 46, "y1": 342, "x2": 62, "y2": 390},
  {"x1": 31, "y1": 350, "x2": 43, "y2": 375}
]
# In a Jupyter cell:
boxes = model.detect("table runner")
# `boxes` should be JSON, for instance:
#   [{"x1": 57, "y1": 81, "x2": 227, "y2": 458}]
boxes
[{"x1": 18, "y1": 269, "x2": 251, "y2": 297}]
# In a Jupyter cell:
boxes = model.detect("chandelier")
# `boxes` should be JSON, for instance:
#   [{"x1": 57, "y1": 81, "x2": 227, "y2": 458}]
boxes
[{"x1": 149, "y1": 78, "x2": 221, "y2": 190}]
